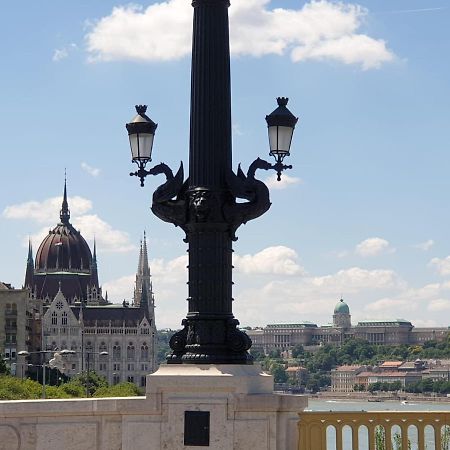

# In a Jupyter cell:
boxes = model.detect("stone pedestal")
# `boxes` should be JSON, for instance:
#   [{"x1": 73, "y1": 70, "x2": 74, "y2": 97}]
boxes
[
  {"x1": 145, "y1": 364, "x2": 308, "y2": 450},
  {"x1": 0, "y1": 364, "x2": 306, "y2": 449}
]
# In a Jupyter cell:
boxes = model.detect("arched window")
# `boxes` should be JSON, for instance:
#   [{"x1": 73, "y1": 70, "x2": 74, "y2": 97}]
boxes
[
  {"x1": 61, "y1": 311, "x2": 68, "y2": 325},
  {"x1": 127, "y1": 342, "x2": 135, "y2": 360},
  {"x1": 99, "y1": 342, "x2": 108, "y2": 360},
  {"x1": 71, "y1": 341, "x2": 77, "y2": 351},
  {"x1": 113, "y1": 343, "x2": 121, "y2": 361},
  {"x1": 51, "y1": 311, "x2": 58, "y2": 325},
  {"x1": 141, "y1": 343, "x2": 149, "y2": 360}
]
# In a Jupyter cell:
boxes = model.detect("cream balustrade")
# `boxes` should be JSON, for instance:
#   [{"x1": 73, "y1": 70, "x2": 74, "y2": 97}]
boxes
[{"x1": 298, "y1": 411, "x2": 450, "y2": 450}]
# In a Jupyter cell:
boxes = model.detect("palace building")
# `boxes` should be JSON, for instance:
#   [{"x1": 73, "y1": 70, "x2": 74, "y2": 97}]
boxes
[{"x1": 247, "y1": 298, "x2": 449, "y2": 354}]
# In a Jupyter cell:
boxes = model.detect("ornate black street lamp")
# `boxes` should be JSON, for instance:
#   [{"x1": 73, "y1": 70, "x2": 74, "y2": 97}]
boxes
[
  {"x1": 266, "y1": 97, "x2": 298, "y2": 181},
  {"x1": 126, "y1": 0, "x2": 299, "y2": 364},
  {"x1": 128, "y1": 105, "x2": 158, "y2": 187}
]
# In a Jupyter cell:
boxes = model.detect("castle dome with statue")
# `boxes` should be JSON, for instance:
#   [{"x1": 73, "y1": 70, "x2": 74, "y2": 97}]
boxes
[{"x1": 247, "y1": 298, "x2": 449, "y2": 353}]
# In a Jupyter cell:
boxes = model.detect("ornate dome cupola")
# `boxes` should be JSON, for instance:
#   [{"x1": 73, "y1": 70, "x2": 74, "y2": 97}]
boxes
[
  {"x1": 30, "y1": 179, "x2": 102, "y2": 304},
  {"x1": 333, "y1": 298, "x2": 351, "y2": 328}
]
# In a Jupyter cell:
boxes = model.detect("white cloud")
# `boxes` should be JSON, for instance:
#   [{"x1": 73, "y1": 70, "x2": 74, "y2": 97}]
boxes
[
  {"x1": 264, "y1": 173, "x2": 302, "y2": 190},
  {"x1": 310, "y1": 267, "x2": 401, "y2": 292},
  {"x1": 429, "y1": 256, "x2": 450, "y2": 276},
  {"x1": 3, "y1": 196, "x2": 134, "y2": 253},
  {"x1": 86, "y1": 0, "x2": 394, "y2": 70},
  {"x1": 81, "y1": 162, "x2": 101, "y2": 177},
  {"x1": 234, "y1": 246, "x2": 304, "y2": 275},
  {"x1": 52, "y1": 43, "x2": 78, "y2": 62},
  {"x1": 102, "y1": 246, "x2": 450, "y2": 328},
  {"x1": 102, "y1": 274, "x2": 135, "y2": 302},
  {"x1": 365, "y1": 297, "x2": 412, "y2": 313},
  {"x1": 72, "y1": 214, "x2": 135, "y2": 253},
  {"x1": 413, "y1": 239, "x2": 434, "y2": 251},
  {"x1": 53, "y1": 48, "x2": 69, "y2": 62},
  {"x1": 3, "y1": 196, "x2": 92, "y2": 223},
  {"x1": 428, "y1": 298, "x2": 450, "y2": 312},
  {"x1": 355, "y1": 237, "x2": 392, "y2": 257}
]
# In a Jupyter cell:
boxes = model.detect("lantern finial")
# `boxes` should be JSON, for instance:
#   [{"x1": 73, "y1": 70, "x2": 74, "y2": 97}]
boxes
[
  {"x1": 135, "y1": 105, "x2": 148, "y2": 115},
  {"x1": 276, "y1": 97, "x2": 288, "y2": 107}
]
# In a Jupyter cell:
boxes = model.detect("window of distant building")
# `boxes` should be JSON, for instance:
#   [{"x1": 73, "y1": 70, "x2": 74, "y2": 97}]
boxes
[
  {"x1": 127, "y1": 343, "x2": 135, "y2": 360},
  {"x1": 113, "y1": 344, "x2": 121, "y2": 361},
  {"x1": 141, "y1": 343, "x2": 149, "y2": 360},
  {"x1": 127, "y1": 376, "x2": 134, "y2": 383},
  {"x1": 61, "y1": 312, "x2": 68, "y2": 325},
  {"x1": 51, "y1": 311, "x2": 57, "y2": 325}
]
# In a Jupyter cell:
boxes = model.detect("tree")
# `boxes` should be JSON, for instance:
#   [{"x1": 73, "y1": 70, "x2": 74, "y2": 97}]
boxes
[
  {"x1": 292, "y1": 345, "x2": 305, "y2": 359},
  {"x1": 94, "y1": 382, "x2": 141, "y2": 397},
  {"x1": 0, "y1": 358, "x2": 9, "y2": 376},
  {"x1": 270, "y1": 364, "x2": 288, "y2": 383}
]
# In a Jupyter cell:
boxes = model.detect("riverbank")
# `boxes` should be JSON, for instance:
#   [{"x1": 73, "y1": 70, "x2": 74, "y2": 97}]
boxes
[{"x1": 313, "y1": 391, "x2": 450, "y2": 403}]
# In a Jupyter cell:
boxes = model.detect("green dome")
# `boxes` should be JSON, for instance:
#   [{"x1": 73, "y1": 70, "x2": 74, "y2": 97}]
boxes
[{"x1": 334, "y1": 298, "x2": 350, "y2": 314}]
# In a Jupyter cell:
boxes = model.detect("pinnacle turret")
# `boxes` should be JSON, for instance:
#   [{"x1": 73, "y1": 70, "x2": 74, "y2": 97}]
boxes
[
  {"x1": 60, "y1": 177, "x2": 70, "y2": 224},
  {"x1": 24, "y1": 238, "x2": 34, "y2": 289}
]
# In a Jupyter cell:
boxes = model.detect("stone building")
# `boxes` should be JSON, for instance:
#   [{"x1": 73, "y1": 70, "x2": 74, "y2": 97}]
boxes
[
  {"x1": 247, "y1": 298, "x2": 449, "y2": 354},
  {"x1": 24, "y1": 181, "x2": 103, "y2": 305},
  {"x1": 0, "y1": 282, "x2": 38, "y2": 376},
  {"x1": 330, "y1": 365, "x2": 365, "y2": 392},
  {"x1": 24, "y1": 182, "x2": 157, "y2": 386}
]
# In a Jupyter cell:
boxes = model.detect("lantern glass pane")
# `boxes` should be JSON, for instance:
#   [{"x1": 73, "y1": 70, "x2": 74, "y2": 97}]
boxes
[
  {"x1": 129, "y1": 133, "x2": 154, "y2": 161},
  {"x1": 268, "y1": 126, "x2": 293, "y2": 155}
]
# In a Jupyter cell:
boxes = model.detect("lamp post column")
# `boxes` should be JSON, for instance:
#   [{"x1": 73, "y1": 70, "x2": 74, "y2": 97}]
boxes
[
  {"x1": 127, "y1": 0, "x2": 298, "y2": 365},
  {"x1": 165, "y1": 0, "x2": 251, "y2": 365}
]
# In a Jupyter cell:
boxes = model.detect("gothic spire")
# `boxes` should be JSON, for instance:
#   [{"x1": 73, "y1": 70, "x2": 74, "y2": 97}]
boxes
[
  {"x1": 27, "y1": 239, "x2": 33, "y2": 264},
  {"x1": 24, "y1": 238, "x2": 34, "y2": 289},
  {"x1": 92, "y1": 238, "x2": 97, "y2": 264},
  {"x1": 137, "y1": 239, "x2": 143, "y2": 275},
  {"x1": 90, "y1": 237, "x2": 99, "y2": 289},
  {"x1": 142, "y1": 231, "x2": 150, "y2": 277},
  {"x1": 140, "y1": 279, "x2": 149, "y2": 309},
  {"x1": 60, "y1": 174, "x2": 70, "y2": 224}
]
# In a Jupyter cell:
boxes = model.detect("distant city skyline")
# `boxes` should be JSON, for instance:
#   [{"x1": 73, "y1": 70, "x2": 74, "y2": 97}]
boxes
[{"x1": 1, "y1": 0, "x2": 450, "y2": 329}]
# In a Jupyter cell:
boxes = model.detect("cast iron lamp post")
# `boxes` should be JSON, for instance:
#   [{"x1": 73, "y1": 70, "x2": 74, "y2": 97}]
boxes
[
  {"x1": 84, "y1": 351, "x2": 109, "y2": 397},
  {"x1": 127, "y1": 0, "x2": 299, "y2": 365},
  {"x1": 18, "y1": 350, "x2": 74, "y2": 398}
]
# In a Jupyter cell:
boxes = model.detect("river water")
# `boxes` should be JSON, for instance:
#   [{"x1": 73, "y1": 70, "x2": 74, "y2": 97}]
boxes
[
  {"x1": 307, "y1": 398, "x2": 450, "y2": 412},
  {"x1": 305, "y1": 399, "x2": 450, "y2": 449}
]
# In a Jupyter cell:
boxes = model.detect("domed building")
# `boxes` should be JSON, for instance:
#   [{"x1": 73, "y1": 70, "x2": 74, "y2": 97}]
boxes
[
  {"x1": 24, "y1": 182, "x2": 104, "y2": 305},
  {"x1": 22, "y1": 182, "x2": 158, "y2": 386},
  {"x1": 333, "y1": 298, "x2": 351, "y2": 328}
]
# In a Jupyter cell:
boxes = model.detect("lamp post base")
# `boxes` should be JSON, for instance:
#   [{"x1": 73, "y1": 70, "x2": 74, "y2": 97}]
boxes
[
  {"x1": 145, "y1": 364, "x2": 308, "y2": 449},
  {"x1": 166, "y1": 317, "x2": 253, "y2": 365}
]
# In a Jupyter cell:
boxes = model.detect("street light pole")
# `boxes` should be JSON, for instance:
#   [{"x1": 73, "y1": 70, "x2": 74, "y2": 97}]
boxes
[
  {"x1": 127, "y1": 0, "x2": 298, "y2": 364},
  {"x1": 18, "y1": 349, "x2": 73, "y2": 398},
  {"x1": 84, "y1": 351, "x2": 108, "y2": 397},
  {"x1": 86, "y1": 352, "x2": 90, "y2": 397}
]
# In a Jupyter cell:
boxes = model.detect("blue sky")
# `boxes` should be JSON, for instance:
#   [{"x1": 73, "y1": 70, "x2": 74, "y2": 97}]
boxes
[{"x1": 1, "y1": 0, "x2": 450, "y2": 329}]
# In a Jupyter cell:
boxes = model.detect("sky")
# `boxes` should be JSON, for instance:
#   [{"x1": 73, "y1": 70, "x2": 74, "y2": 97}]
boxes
[{"x1": 0, "y1": 0, "x2": 450, "y2": 330}]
